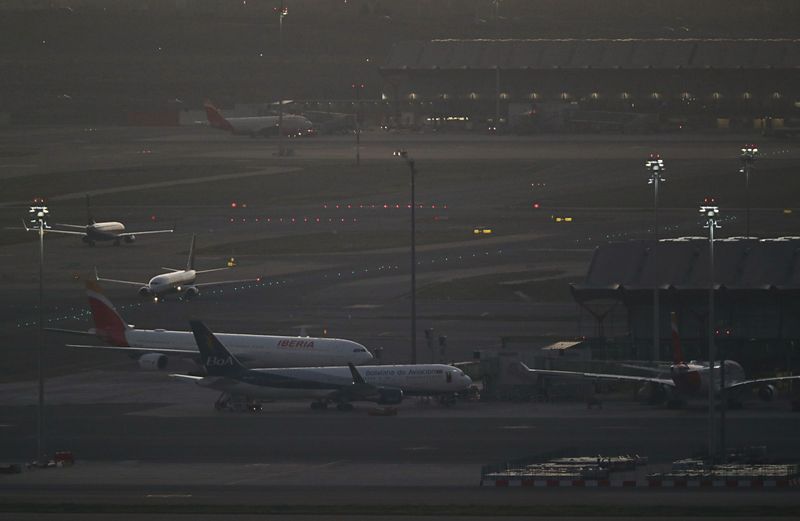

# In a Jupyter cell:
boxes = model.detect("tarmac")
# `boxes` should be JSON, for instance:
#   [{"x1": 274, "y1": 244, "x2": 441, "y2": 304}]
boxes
[{"x1": 2, "y1": 126, "x2": 800, "y2": 517}]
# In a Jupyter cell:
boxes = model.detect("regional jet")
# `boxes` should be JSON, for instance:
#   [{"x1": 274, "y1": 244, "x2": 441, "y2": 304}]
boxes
[
  {"x1": 172, "y1": 321, "x2": 472, "y2": 411},
  {"x1": 23, "y1": 195, "x2": 172, "y2": 246},
  {"x1": 95, "y1": 233, "x2": 255, "y2": 301},
  {"x1": 50, "y1": 280, "x2": 373, "y2": 370},
  {"x1": 203, "y1": 99, "x2": 315, "y2": 137},
  {"x1": 519, "y1": 313, "x2": 800, "y2": 408}
]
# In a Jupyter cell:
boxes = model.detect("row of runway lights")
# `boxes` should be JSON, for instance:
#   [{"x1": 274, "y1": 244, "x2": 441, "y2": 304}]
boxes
[
  {"x1": 230, "y1": 202, "x2": 448, "y2": 210},
  {"x1": 577, "y1": 215, "x2": 737, "y2": 244},
  {"x1": 17, "y1": 249, "x2": 506, "y2": 328},
  {"x1": 227, "y1": 202, "x2": 449, "y2": 224}
]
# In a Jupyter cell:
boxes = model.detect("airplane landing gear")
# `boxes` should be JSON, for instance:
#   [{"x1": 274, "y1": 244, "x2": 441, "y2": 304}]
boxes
[
  {"x1": 215, "y1": 393, "x2": 262, "y2": 413},
  {"x1": 438, "y1": 394, "x2": 457, "y2": 407}
]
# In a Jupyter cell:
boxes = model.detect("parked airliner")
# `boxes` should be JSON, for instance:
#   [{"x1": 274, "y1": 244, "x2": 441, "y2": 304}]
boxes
[
  {"x1": 172, "y1": 321, "x2": 472, "y2": 411},
  {"x1": 519, "y1": 313, "x2": 800, "y2": 407},
  {"x1": 24, "y1": 195, "x2": 172, "y2": 246},
  {"x1": 50, "y1": 281, "x2": 373, "y2": 370},
  {"x1": 95, "y1": 233, "x2": 256, "y2": 301},
  {"x1": 204, "y1": 99, "x2": 314, "y2": 137}
]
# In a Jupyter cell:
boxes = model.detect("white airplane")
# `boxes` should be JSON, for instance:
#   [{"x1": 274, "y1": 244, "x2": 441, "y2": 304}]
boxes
[
  {"x1": 203, "y1": 99, "x2": 315, "y2": 137},
  {"x1": 173, "y1": 321, "x2": 473, "y2": 411},
  {"x1": 49, "y1": 280, "x2": 373, "y2": 370},
  {"x1": 95, "y1": 233, "x2": 255, "y2": 301},
  {"x1": 519, "y1": 313, "x2": 800, "y2": 407},
  {"x1": 24, "y1": 195, "x2": 172, "y2": 246}
]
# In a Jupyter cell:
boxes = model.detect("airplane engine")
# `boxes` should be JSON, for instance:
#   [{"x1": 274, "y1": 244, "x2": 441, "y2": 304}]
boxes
[
  {"x1": 376, "y1": 388, "x2": 404, "y2": 405},
  {"x1": 138, "y1": 286, "x2": 152, "y2": 297},
  {"x1": 758, "y1": 384, "x2": 778, "y2": 402},
  {"x1": 124, "y1": 234, "x2": 136, "y2": 243},
  {"x1": 138, "y1": 353, "x2": 168, "y2": 371},
  {"x1": 184, "y1": 286, "x2": 200, "y2": 299}
]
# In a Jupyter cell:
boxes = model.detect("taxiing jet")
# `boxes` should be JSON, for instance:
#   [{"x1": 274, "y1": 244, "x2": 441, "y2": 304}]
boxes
[
  {"x1": 95, "y1": 233, "x2": 256, "y2": 301},
  {"x1": 24, "y1": 195, "x2": 172, "y2": 246},
  {"x1": 203, "y1": 99, "x2": 314, "y2": 137},
  {"x1": 172, "y1": 321, "x2": 472, "y2": 411},
  {"x1": 49, "y1": 280, "x2": 373, "y2": 370},
  {"x1": 519, "y1": 313, "x2": 800, "y2": 407}
]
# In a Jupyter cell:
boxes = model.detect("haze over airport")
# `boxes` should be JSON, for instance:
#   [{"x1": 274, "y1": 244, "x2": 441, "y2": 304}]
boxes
[{"x1": 1, "y1": 1, "x2": 799, "y2": 519}]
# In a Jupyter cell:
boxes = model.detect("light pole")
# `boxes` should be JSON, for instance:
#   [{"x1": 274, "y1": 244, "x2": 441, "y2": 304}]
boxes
[
  {"x1": 394, "y1": 149, "x2": 417, "y2": 364},
  {"x1": 29, "y1": 202, "x2": 49, "y2": 462},
  {"x1": 700, "y1": 200, "x2": 720, "y2": 461},
  {"x1": 646, "y1": 153, "x2": 666, "y2": 360},
  {"x1": 352, "y1": 81, "x2": 365, "y2": 166},
  {"x1": 739, "y1": 144, "x2": 758, "y2": 238},
  {"x1": 275, "y1": 1, "x2": 288, "y2": 156}
]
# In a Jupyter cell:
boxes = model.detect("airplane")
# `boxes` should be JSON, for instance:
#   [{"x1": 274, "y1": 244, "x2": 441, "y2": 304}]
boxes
[
  {"x1": 49, "y1": 280, "x2": 373, "y2": 370},
  {"x1": 95, "y1": 233, "x2": 256, "y2": 302},
  {"x1": 518, "y1": 312, "x2": 800, "y2": 408},
  {"x1": 23, "y1": 195, "x2": 173, "y2": 246},
  {"x1": 172, "y1": 320, "x2": 473, "y2": 411},
  {"x1": 203, "y1": 99, "x2": 315, "y2": 138}
]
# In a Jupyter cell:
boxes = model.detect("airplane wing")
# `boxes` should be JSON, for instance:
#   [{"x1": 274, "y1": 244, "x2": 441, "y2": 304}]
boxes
[
  {"x1": 193, "y1": 267, "x2": 232, "y2": 275},
  {"x1": 159, "y1": 267, "x2": 183, "y2": 272},
  {"x1": 40, "y1": 228, "x2": 88, "y2": 236},
  {"x1": 52, "y1": 223, "x2": 89, "y2": 230},
  {"x1": 725, "y1": 375, "x2": 800, "y2": 392},
  {"x1": 95, "y1": 267, "x2": 145, "y2": 287},
  {"x1": 118, "y1": 229, "x2": 173, "y2": 237},
  {"x1": 194, "y1": 277, "x2": 260, "y2": 288},
  {"x1": 67, "y1": 344, "x2": 199, "y2": 355},
  {"x1": 45, "y1": 327, "x2": 96, "y2": 337},
  {"x1": 169, "y1": 374, "x2": 204, "y2": 381},
  {"x1": 518, "y1": 362, "x2": 675, "y2": 387}
]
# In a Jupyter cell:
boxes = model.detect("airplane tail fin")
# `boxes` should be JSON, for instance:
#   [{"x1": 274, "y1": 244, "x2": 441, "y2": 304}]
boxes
[
  {"x1": 187, "y1": 233, "x2": 196, "y2": 271},
  {"x1": 86, "y1": 280, "x2": 132, "y2": 346},
  {"x1": 203, "y1": 99, "x2": 235, "y2": 132},
  {"x1": 670, "y1": 312, "x2": 685, "y2": 364},
  {"x1": 189, "y1": 320, "x2": 246, "y2": 377}
]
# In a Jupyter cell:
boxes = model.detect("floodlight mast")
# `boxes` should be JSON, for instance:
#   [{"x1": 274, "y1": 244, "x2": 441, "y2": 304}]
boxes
[
  {"x1": 700, "y1": 201, "x2": 721, "y2": 461},
  {"x1": 739, "y1": 145, "x2": 758, "y2": 238},
  {"x1": 29, "y1": 204, "x2": 49, "y2": 463},
  {"x1": 394, "y1": 149, "x2": 417, "y2": 364},
  {"x1": 275, "y1": 1, "x2": 288, "y2": 156},
  {"x1": 646, "y1": 154, "x2": 666, "y2": 360}
]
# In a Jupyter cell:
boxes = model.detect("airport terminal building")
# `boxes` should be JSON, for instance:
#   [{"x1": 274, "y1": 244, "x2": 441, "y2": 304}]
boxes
[
  {"x1": 571, "y1": 237, "x2": 800, "y2": 368},
  {"x1": 379, "y1": 39, "x2": 800, "y2": 131}
]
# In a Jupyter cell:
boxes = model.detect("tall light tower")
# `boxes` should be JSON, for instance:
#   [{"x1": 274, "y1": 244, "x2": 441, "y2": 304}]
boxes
[
  {"x1": 700, "y1": 199, "x2": 721, "y2": 461},
  {"x1": 739, "y1": 144, "x2": 758, "y2": 238},
  {"x1": 29, "y1": 201, "x2": 49, "y2": 462},
  {"x1": 275, "y1": 1, "x2": 288, "y2": 156},
  {"x1": 394, "y1": 149, "x2": 417, "y2": 364},
  {"x1": 352, "y1": 81, "x2": 365, "y2": 166},
  {"x1": 646, "y1": 153, "x2": 666, "y2": 360}
]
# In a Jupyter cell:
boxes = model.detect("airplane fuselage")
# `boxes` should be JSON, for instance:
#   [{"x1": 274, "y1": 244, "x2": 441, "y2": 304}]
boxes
[
  {"x1": 196, "y1": 364, "x2": 472, "y2": 401},
  {"x1": 84, "y1": 222, "x2": 126, "y2": 242},
  {"x1": 146, "y1": 270, "x2": 197, "y2": 296},
  {"x1": 670, "y1": 360, "x2": 747, "y2": 397},
  {"x1": 225, "y1": 115, "x2": 314, "y2": 137},
  {"x1": 121, "y1": 329, "x2": 373, "y2": 367}
]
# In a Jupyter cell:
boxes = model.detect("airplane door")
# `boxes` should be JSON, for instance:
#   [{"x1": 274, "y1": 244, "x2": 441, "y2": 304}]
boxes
[{"x1": 446, "y1": 371, "x2": 453, "y2": 384}]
